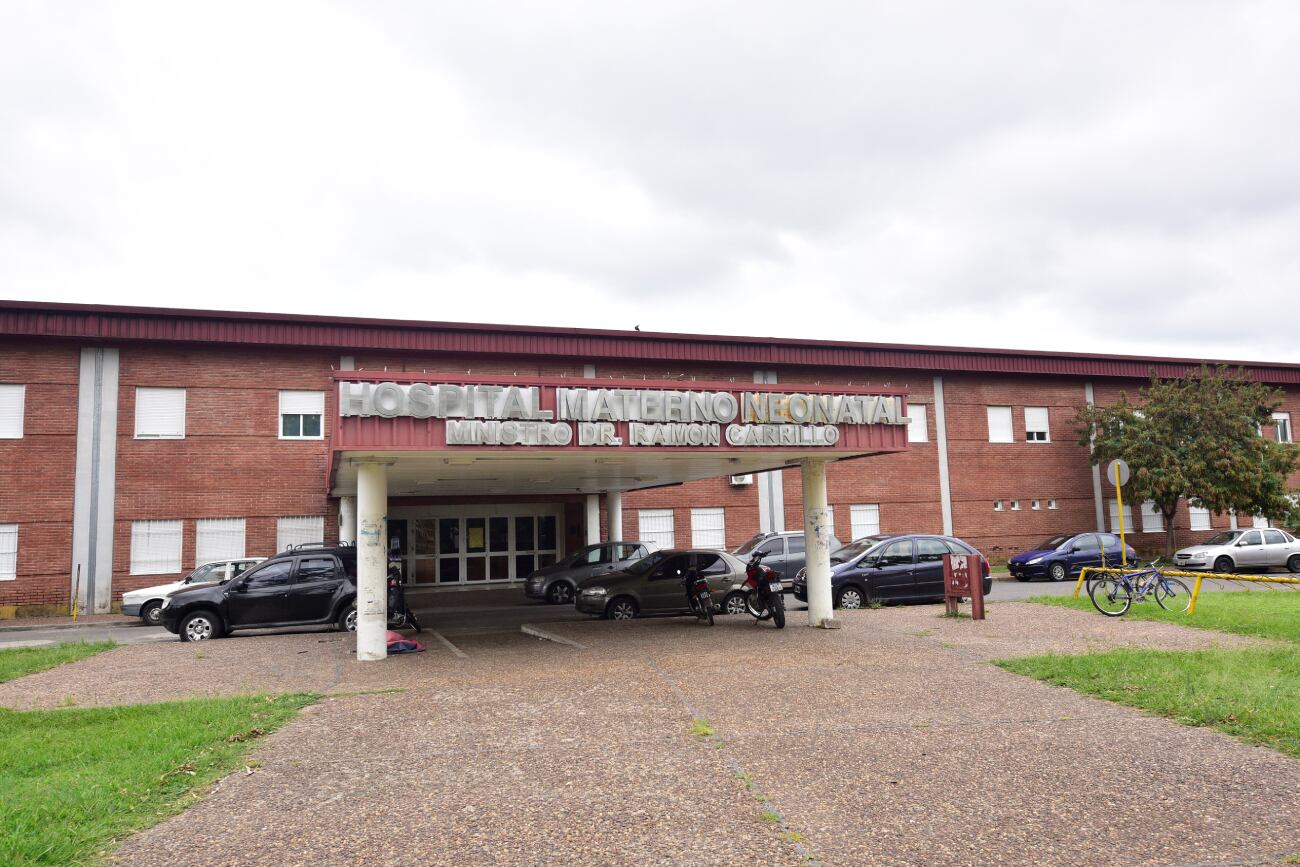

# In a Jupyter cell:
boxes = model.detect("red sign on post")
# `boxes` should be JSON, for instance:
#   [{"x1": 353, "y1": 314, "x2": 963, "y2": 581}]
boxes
[{"x1": 943, "y1": 553, "x2": 985, "y2": 620}]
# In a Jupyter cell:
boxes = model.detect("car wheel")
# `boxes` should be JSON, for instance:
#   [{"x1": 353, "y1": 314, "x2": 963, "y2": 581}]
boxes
[
  {"x1": 723, "y1": 591, "x2": 749, "y2": 616},
  {"x1": 179, "y1": 610, "x2": 221, "y2": 642},
  {"x1": 338, "y1": 604, "x2": 357, "y2": 632},
  {"x1": 546, "y1": 582, "x2": 574, "y2": 605},
  {"x1": 141, "y1": 601, "x2": 164, "y2": 626},
  {"x1": 1213, "y1": 556, "x2": 1234, "y2": 574},
  {"x1": 835, "y1": 586, "x2": 865, "y2": 610},
  {"x1": 1048, "y1": 562, "x2": 1067, "y2": 582},
  {"x1": 1289, "y1": 554, "x2": 1300, "y2": 574},
  {"x1": 606, "y1": 597, "x2": 638, "y2": 621}
]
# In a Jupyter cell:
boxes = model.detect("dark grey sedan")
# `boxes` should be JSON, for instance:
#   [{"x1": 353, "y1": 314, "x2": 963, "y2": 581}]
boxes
[
  {"x1": 575, "y1": 549, "x2": 748, "y2": 620},
  {"x1": 524, "y1": 541, "x2": 650, "y2": 604}
]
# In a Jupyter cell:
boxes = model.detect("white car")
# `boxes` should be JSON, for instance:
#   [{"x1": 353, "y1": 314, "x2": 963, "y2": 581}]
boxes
[
  {"x1": 1174, "y1": 529, "x2": 1300, "y2": 574},
  {"x1": 122, "y1": 558, "x2": 264, "y2": 625}
]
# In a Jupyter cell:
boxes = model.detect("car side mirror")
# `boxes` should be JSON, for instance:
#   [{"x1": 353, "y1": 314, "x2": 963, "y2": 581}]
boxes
[{"x1": 228, "y1": 580, "x2": 248, "y2": 593}]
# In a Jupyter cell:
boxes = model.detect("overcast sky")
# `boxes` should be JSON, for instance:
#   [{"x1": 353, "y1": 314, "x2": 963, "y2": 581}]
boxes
[{"x1": 2, "y1": 2, "x2": 1298, "y2": 362}]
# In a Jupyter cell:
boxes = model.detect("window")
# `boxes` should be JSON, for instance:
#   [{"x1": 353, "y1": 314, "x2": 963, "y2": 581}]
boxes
[
  {"x1": 296, "y1": 557, "x2": 338, "y2": 582},
  {"x1": 877, "y1": 540, "x2": 914, "y2": 566},
  {"x1": 690, "y1": 508, "x2": 726, "y2": 549},
  {"x1": 992, "y1": 501, "x2": 1003, "y2": 511},
  {"x1": 1024, "y1": 407, "x2": 1050, "y2": 442},
  {"x1": 987, "y1": 406, "x2": 1014, "y2": 443},
  {"x1": 1252, "y1": 514, "x2": 1270, "y2": 529},
  {"x1": 0, "y1": 385, "x2": 25, "y2": 439},
  {"x1": 788, "y1": 535, "x2": 805, "y2": 554},
  {"x1": 916, "y1": 539, "x2": 949, "y2": 563},
  {"x1": 1010, "y1": 500, "x2": 1021, "y2": 511},
  {"x1": 1273, "y1": 412, "x2": 1292, "y2": 443},
  {"x1": 195, "y1": 518, "x2": 246, "y2": 566},
  {"x1": 849, "y1": 504, "x2": 880, "y2": 539},
  {"x1": 280, "y1": 390, "x2": 325, "y2": 439},
  {"x1": 1189, "y1": 505, "x2": 1212, "y2": 531},
  {"x1": 277, "y1": 516, "x2": 324, "y2": 551},
  {"x1": 130, "y1": 519, "x2": 183, "y2": 575},
  {"x1": 1108, "y1": 499, "x2": 1134, "y2": 534},
  {"x1": 637, "y1": 509, "x2": 675, "y2": 550},
  {"x1": 696, "y1": 553, "x2": 729, "y2": 575},
  {"x1": 245, "y1": 561, "x2": 293, "y2": 589},
  {"x1": 1238, "y1": 530, "x2": 1262, "y2": 546},
  {"x1": 1074, "y1": 534, "x2": 1100, "y2": 550},
  {"x1": 1048, "y1": 499, "x2": 1058, "y2": 510},
  {"x1": 1263, "y1": 529, "x2": 1288, "y2": 545},
  {"x1": 1031, "y1": 500, "x2": 1041, "y2": 511},
  {"x1": 907, "y1": 405, "x2": 928, "y2": 442},
  {"x1": 0, "y1": 524, "x2": 16, "y2": 580},
  {"x1": 1140, "y1": 501, "x2": 1163, "y2": 534},
  {"x1": 134, "y1": 387, "x2": 186, "y2": 438},
  {"x1": 757, "y1": 538, "x2": 785, "y2": 556}
]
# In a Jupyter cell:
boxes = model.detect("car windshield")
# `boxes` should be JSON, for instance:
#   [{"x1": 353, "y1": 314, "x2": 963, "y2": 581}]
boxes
[
  {"x1": 625, "y1": 550, "x2": 673, "y2": 575},
  {"x1": 1037, "y1": 534, "x2": 1074, "y2": 550},
  {"x1": 566, "y1": 545, "x2": 601, "y2": 567},
  {"x1": 186, "y1": 563, "x2": 217, "y2": 583},
  {"x1": 1205, "y1": 531, "x2": 1242, "y2": 546},
  {"x1": 831, "y1": 536, "x2": 888, "y2": 564},
  {"x1": 732, "y1": 534, "x2": 768, "y2": 555}
]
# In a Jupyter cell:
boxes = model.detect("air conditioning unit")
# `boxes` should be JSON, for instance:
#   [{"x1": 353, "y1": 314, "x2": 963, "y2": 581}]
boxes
[{"x1": 729, "y1": 474, "x2": 754, "y2": 486}]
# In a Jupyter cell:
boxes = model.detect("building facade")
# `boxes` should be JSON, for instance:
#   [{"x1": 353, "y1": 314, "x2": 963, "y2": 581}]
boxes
[{"x1": 1, "y1": 300, "x2": 1297, "y2": 615}]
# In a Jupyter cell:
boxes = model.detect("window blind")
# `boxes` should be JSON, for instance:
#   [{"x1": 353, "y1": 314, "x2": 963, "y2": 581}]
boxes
[
  {"x1": 0, "y1": 524, "x2": 16, "y2": 580},
  {"x1": 637, "y1": 509, "x2": 675, "y2": 551},
  {"x1": 850, "y1": 504, "x2": 880, "y2": 540},
  {"x1": 986, "y1": 406, "x2": 1013, "y2": 443},
  {"x1": 130, "y1": 520, "x2": 183, "y2": 575},
  {"x1": 135, "y1": 388, "x2": 186, "y2": 438},
  {"x1": 195, "y1": 518, "x2": 246, "y2": 565},
  {"x1": 690, "y1": 508, "x2": 725, "y2": 549},
  {"x1": 0, "y1": 385, "x2": 25, "y2": 439},
  {"x1": 277, "y1": 516, "x2": 324, "y2": 551}
]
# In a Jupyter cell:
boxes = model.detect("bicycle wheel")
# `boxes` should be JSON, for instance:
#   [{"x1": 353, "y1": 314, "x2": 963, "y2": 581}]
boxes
[
  {"x1": 1089, "y1": 577, "x2": 1131, "y2": 617},
  {"x1": 1154, "y1": 576, "x2": 1192, "y2": 613}
]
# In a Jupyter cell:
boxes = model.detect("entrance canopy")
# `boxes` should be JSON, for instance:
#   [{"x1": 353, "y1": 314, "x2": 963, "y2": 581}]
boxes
[{"x1": 328, "y1": 373, "x2": 909, "y2": 496}]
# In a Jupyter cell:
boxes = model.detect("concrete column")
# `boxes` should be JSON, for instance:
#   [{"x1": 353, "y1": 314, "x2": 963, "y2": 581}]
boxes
[
  {"x1": 356, "y1": 462, "x2": 388, "y2": 661},
  {"x1": 339, "y1": 496, "x2": 357, "y2": 544},
  {"x1": 801, "y1": 459, "x2": 835, "y2": 628},
  {"x1": 1084, "y1": 382, "x2": 1106, "y2": 532},
  {"x1": 607, "y1": 490, "x2": 623, "y2": 540},
  {"x1": 932, "y1": 376, "x2": 954, "y2": 537},
  {"x1": 585, "y1": 494, "x2": 601, "y2": 544}
]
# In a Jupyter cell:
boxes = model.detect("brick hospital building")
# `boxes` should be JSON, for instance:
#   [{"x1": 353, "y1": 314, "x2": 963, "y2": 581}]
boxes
[{"x1": 0, "y1": 300, "x2": 1296, "y2": 615}]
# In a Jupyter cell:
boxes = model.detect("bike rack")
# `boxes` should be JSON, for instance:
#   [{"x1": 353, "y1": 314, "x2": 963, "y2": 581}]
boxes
[{"x1": 1074, "y1": 566, "x2": 1300, "y2": 614}]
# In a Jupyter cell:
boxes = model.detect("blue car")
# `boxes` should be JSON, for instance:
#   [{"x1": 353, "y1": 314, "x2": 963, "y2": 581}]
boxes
[{"x1": 1008, "y1": 532, "x2": 1136, "y2": 582}]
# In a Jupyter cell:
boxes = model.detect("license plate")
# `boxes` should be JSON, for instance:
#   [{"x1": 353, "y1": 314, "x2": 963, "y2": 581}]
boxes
[{"x1": 769, "y1": 581, "x2": 783, "y2": 592}]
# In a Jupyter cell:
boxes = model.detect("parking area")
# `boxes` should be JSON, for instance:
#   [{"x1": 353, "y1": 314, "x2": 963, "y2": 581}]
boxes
[{"x1": 2, "y1": 601, "x2": 1297, "y2": 865}]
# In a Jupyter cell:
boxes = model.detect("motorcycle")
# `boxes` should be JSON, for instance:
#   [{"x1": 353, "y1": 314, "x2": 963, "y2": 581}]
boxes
[
  {"x1": 743, "y1": 550, "x2": 786, "y2": 628},
  {"x1": 684, "y1": 567, "x2": 715, "y2": 626},
  {"x1": 387, "y1": 564, "x2": 422, "y2": 633}
]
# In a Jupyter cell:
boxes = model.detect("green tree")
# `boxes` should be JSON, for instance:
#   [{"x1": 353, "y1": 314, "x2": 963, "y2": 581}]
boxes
[{"x1": 1075, "y1": 366, "x2": 1299, "y2": 557}]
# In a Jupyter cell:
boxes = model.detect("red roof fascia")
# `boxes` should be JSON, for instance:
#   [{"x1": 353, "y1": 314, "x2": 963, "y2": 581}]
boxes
[{"x1": 2, "y1": 299, "x2": 1297, "y2": 384}]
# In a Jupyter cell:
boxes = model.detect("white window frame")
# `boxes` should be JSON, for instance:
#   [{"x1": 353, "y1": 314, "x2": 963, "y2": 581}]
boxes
[
  {"x1": 689, "y1": 508, "x2": 726, "y2": 549},
  {"x1": 1024, "y1": 407, "x2": 1050, "y2": 443},
  {"x1": 1010, "y1": 500, "x2": 1021, "y2": 511},
  {"x1": 987, "y1": 406, "x2": 1014, "y2": 443},
  {"x1": 195, "y1": 518, "x2": 247, "y2": 566},
  {"x1": 0, "y1": 524, "x2": 16, "y2": 581},
  {"x1": 1031, "y1": 500, "x2": 1041, "y2": 511},
  {"x1": 1273, "y1": 412, "x2": 1292, "y2": 444},
  {"x1": 134, "y1": 387, "x2": 186, "y2": 439},
  {"x1": 277, "y1": 516, "x2": 324, "y2": 552},
  {"x1": 637, "y1": 509, "x2": 675, "y2": 551},
  {"x1": 0, "y1": 385, "x2": 25, "y2": 439},
  {"x1": 849, "y1": 504, "x2": 880, "y2": 539},
  {"x1": 130, "y1": 519, "x2": 183, "y2": 575},
  {"x1": 1140, "y1": 501, "x2": 1163, "y2": 534},
  {"x1": 906, "y1": 404, "x2": 928, "y2": 443},
  {"x1": 1108, "y1": 499, "x2": 1134, "y2": 534},
  {"x1": 1047, "y1": 499, "x2": 1058, "y2": 510},
  {"x1": 279, "y1": 390, "x2": 326, "y2": 440},
  {"x1": 1189, "y1": 505, "x2": 1212, "y2": 531}
]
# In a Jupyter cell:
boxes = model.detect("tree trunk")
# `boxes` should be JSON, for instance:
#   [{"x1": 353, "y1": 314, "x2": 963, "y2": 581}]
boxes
[{"x1": 1163, "y1": 506, "x2": 1178, "y2": 559}]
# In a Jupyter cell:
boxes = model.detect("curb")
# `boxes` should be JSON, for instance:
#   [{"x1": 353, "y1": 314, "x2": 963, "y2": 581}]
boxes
[
  {"x1": 0, "y1": 619, "x2": 140, "y2": 634},
  {"x1": 521, "y1": 623, "x2": 587, "y2": 649}
]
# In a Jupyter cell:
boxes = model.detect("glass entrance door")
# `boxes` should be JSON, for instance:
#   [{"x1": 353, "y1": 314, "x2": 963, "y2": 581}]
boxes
[{"x1": 403, "y1": 508, "x2": 561, "y2": 585}]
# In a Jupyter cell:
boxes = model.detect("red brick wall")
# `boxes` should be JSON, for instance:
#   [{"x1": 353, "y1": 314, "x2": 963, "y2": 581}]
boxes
[
  {"x1": 111, "y1": 345, "x2": 336, "y2": 597},
  {"x1": 0, "y1": 341, "x2": 80, "y2": 607}
]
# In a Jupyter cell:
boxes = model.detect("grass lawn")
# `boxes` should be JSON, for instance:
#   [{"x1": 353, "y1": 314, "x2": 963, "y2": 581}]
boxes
[
  {"x1": 1029, "y1": 589, "x2": 1300, "y2": 644},
  {"x1": 0, "y1": 641, "x2": 117, "y2": 684},
  {"x1": 997, "y1": 647, "x2": 1300, "y2": 759},
  {"x1": 0, "y1": 693, "x2": 316, "y2": 865},
  {"x1": 1008, "y1": 589, "x2": 1300, "y2": 759}
]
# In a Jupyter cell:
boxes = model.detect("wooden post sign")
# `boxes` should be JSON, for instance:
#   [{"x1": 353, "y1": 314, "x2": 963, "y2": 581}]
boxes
[{"x1": 943, "y1": 553, "x2": 985, "y2": 620}]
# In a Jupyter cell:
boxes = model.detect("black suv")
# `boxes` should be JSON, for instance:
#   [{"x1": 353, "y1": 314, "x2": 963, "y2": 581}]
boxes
[
  {"x1": 732, "y1": 531, "x2": 844, "y2": 584},
  {"x1": 160, "y1": 544, "x2": 358, "y2": 641}
]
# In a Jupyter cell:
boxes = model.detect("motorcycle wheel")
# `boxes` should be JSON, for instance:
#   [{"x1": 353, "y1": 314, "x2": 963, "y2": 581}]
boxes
[
  {"x1": 700, "y1": 593, "x2": 715, "y2": 626},
  {"x1": 746, "y1": 591, "x2": 773, "y2": 621},
  {"x1": 771, "y1": 594, "x2": 785, "y2": 629}
]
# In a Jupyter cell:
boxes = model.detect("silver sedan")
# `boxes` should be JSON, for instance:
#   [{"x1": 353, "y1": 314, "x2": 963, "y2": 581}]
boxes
[{"x1": 1174, "y1": 528, "x2": 1300, "y2": 574}]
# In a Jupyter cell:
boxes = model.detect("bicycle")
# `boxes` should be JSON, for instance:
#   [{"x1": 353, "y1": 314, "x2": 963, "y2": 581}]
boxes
[{"x1": 1087, "y1": 559, "x2": 1193, "y2": 617}]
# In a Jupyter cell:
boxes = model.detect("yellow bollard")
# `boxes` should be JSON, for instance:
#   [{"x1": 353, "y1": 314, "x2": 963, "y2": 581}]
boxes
[
  {"x1": 1187, "y1": 574, "x2": 1204, "y2": 615},
  {"x1": 1073, "y1": 567, "x2": 1089, "y2": 600}
]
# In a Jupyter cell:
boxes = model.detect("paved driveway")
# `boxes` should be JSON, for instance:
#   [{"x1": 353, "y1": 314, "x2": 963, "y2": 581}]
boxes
[{"x1": 2, "y1": 602, "x2": 1296, "y2": 865}]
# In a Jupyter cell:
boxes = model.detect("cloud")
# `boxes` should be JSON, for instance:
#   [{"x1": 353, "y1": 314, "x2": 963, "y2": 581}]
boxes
[{"x1": 1, "y1": 0, "x2": 1298, "y2": 362}]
